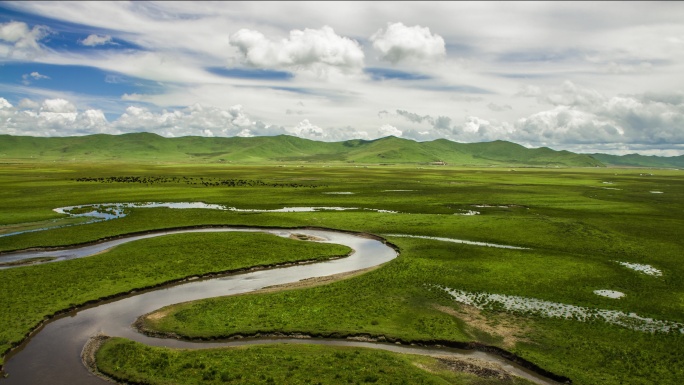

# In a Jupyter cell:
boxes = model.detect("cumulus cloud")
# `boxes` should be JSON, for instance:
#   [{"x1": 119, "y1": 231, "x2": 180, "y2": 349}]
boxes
[
  {"x1": 0, "y1": 97, "x2": 13, "y2": 109},
  {"x1": 0, "y1": 97, "x2": 112, "y2": 136},
  {"x1": 378, "y1": 124, "x2": 402, "y2": 137},
  {"x1": 370, "y1": 22, "x2": 445, "y2": 64},
  {"x1": 600, "y1": 94, "x2": 684, "y2": 144},
  {"x1": 80, "y1": 34, "x2": 113, "y2": 46},
  {"x1": 393, "y1": 84, "x2": 684, "y2": 150},
  {"x1": 392, "y1": 108, "x2": 515, "y2": 142},
  {"x1": 17, "y1": 98, "x2": 40, "y2": 110},
  {"x1": 0, "y1": 21, "x2": 49, "y2": 58},
  {"x1": 2, "y1": 98, "x2": 353, "y2": 140},
  {"x1": 229, "y1": 26, "x2": 364, "y2": 77},
  {"x1": 289, "y1": 119, "x2": 324, "y2": 139},
  {"x1": 515, "y1": 106, "x2": 623, "y2": 144},
  {"x1": 41, "y1": 98, "x2": 77, "y2": 113},
  {"x1": 1, "y1": 97, "x2": 287, "y2": 138},
  {"x1": 114, "y1": 103, "x2": 269, "y2": 137},
  {"x1": 513, "y1": 83, "x2": 684, "y2": 147}
]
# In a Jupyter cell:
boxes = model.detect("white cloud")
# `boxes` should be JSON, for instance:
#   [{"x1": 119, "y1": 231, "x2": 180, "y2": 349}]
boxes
[
  {"x1": 0, "y1": 21, "x2": 49, "y2": 58},
  {"x1": 515, "y1": 106, "x2": 623, "y2": 144},
  {"x1": 229, "y1": 26, "x2": 364, "y2": 77},
  {"x1": 370, "y1": 22, "x2": 446, "y2": 64},
  {"x1": 237, "y1": 128, "x2": 253, "y2": 137},
  {"x1": 600, "y1": 94, "x2": 684, "y2": 144},
  {"x1": 1, "y1": 3, "x2": 684, "y2": 155},
  {"x1": 540, "y1": 81, "x2": 605, "y2": 107},
  {"x1": 512, "y1": 83, "x2": 684, "y2": 147},
  {"x1": 80, "y1": 34, "x2": 113, "y2": 46},
  {"x1": 378, "y1": 124, "x2": 402, "y2": 137},
  {"x1": 111, "y1": 103, "x2": 286, "y2": 138},
  {"x1": 41, "y1": 99, "x2": 77, "y2": 113},
  {"x1": 289, "y1": 119, "x2": 324, "y2": 139},
  {"x1": 30, "y1": 71, "x2": 50, "y2": 80},
  {"x1": 0, "y1": 98, "x2": 112, "y2": 136},
  {"x1": 22, "y1": 71, "x2": 50, "y2": 85},
  {"x1": 1, "y1": 99, "x2": 281, "y2": 138},
  {"x1": 78, "y1": 109, "x2": 108, "y2": 127},
  {"x1": 0, "y1": 97, "x2": 13, "y2": 109}
]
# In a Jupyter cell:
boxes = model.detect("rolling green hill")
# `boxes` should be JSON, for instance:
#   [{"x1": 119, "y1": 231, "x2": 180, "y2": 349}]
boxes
[
  {"x1": 0, "y1": 132, "x2": 674, "y2": 168},
  {"x1": 590, "y1": 153, "x2": 684, "y2": 169}
]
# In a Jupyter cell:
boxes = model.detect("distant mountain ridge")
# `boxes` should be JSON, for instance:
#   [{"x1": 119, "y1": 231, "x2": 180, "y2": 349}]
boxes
[
  {"x1": 589, "y1": 153, "x2": 684, "y2": 169},
  {"x1": 0, "y1": 132, "x2": 680, "y2": 168}
]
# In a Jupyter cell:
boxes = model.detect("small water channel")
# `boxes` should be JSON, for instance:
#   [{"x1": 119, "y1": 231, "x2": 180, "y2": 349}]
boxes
[
  {"x1": 0, "y1": 202, "x2": 399, "y2": 238},
  {"x1": 0, "y1": 227, "x2": 561, "y2": 385}
]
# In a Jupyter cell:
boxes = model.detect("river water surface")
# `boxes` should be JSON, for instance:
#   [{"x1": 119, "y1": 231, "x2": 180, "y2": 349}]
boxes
[{"x1": 1, "y1": 227, "x2": 560, "y2": 385}]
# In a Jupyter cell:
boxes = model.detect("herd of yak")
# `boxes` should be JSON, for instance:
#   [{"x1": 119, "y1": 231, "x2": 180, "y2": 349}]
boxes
[{"x1": 73, "y1": 176, "x2": 322, "y2": 188}]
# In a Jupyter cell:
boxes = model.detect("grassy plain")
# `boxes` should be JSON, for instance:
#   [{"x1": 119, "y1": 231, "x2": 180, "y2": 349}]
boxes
[
  {"x1": 96, "y1": 338, "x2": 535, "y2": 385},
  {"x1": 1, "y1": 161, "x2": 683, "y2": 384},
  {"x1": 0, "y1": 232, "x2": 350, "y2": 364}
]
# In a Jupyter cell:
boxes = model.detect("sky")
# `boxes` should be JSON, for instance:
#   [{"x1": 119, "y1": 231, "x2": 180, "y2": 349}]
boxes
[{"x1": 1, "y1": 1, "x2": 684, "y2": 156}]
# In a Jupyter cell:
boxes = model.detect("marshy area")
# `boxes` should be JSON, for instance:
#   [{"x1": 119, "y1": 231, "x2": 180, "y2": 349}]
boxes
[{"x1": 0, "y1": 162, "x2": 683, "y2": 384}]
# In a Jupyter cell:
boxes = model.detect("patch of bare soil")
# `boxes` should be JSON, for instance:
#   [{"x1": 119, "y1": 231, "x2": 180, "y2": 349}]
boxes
[
  {"x1": 145, "y1": 308, "x2": 172, "y2": 321},
  {"x1": 289, "y1": 233, "x2": 326, "y2": 242},
  {"x1": 257, "y1": 265, "x2": 381, "y2": 293},
  {"x1": 81, "y1": 334, "x2": 117, "y2": 383},
  {"x1": 434, "y1": 304, "x2": 529, "y2": 349},
  {"x1": 429, "y1": 355, "x2": 514, "y2": 381}
]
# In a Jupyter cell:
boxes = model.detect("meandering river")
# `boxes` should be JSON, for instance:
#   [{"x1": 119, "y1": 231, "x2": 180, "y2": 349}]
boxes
[{"x1": 0, "y1": 227, "x2": 561, "y2": 385}]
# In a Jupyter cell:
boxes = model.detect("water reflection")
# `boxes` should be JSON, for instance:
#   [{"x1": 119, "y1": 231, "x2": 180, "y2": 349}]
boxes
[{"x1": 1, "y1": 202, "x2": 399, "y2": 238}]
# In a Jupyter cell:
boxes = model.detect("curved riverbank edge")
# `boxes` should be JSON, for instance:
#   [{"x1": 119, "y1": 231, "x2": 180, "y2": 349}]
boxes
[
  {"x1": 0, "y1": 225, "x2": 571, "y2": 384},
  {"x1": 82, "y1": 334, "x2": 553, "y2": 385},
  {"x1": 0, "y1": 224, "x2": 389, "y2": 256},
  {"x1": 81, "y1": 335, "x2": 116, "y2": 384},
  {"x1": 132, "y1": 324, "x2": 572, "y2": 385},
  {"x1": 0, "y1": 225, "x2": 385, "y2": 375}
]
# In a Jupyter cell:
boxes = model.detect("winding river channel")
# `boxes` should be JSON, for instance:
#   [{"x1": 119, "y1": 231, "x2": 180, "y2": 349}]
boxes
[{"x1": 0, "y1": 227, "x2": 562, "y2": 385}]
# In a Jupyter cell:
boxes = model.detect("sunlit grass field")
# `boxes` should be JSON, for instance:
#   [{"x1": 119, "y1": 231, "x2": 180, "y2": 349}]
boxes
[{"x1": 1, "y1": 161, "x2": 682, "y2": 384}]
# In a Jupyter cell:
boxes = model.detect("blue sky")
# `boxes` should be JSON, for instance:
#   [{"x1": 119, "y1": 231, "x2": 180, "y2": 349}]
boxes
[{"x1": 1, "y1": 1, "x2": 683, "y2": 155}]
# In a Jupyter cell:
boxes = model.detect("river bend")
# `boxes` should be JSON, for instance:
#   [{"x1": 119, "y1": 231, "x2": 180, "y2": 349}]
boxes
[{"x1": 1, "y1": 227, "x2": 559, "y2": 385}]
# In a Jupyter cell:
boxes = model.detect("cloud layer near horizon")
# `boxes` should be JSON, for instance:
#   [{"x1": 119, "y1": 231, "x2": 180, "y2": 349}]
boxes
[{"x1": 1, "y1": 2, "x2": 683, "y2": 155}]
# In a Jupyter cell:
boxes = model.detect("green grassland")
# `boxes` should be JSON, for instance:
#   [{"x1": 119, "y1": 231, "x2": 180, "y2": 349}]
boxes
[
  {"x1": 0, "y1": 133, "x2": 605, "y2": 166},
  {"x1": 0, "y1": 160, "x2": 683, "y2": 384},
  {"x1": 0, "y1": 232, "x2": 350, "y2": 364},
  {"x1": 96, "y1": 338, "x2": 535, "y2": 385},
  {"x1": 591, "y1": 152, "x2": 684, "y2": 168}
]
